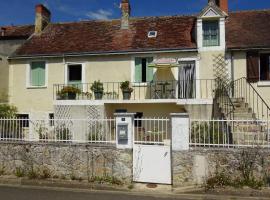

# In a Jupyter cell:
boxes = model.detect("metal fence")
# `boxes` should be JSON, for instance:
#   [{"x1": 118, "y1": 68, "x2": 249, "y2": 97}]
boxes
[
  {"x1": 190, "y1": 119, "x2": 270, "y2": 148},
  {"x1": 0, "y1": 118, "x2": 116, "y2": 144},
  {"x1": 53, "y1": 79, "x2": 214, "y2": 101},
  {"x1": 134, "y1": 118, "x2": 170, "y2": 145}
]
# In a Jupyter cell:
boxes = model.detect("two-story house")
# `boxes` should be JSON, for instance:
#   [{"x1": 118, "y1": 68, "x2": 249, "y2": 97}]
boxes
[{"x1": 7, "y1": 0, "x2": 270, "y2": 122}]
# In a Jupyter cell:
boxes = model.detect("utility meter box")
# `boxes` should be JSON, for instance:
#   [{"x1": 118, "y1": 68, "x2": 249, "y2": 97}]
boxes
[{"x1": 117, "y1": 124, "x2": 128, "y2": 145}]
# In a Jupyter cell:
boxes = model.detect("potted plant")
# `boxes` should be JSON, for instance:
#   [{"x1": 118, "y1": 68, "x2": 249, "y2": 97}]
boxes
[
  {"x1": 120, "y1": 81, "x2": 133, "y2": 100},
  {"x1": 90, "y1": 80, "x2": 104, "y2": 100},
  {"x1": 57, "y1": 86, "x2": 81, "y2": 100}
]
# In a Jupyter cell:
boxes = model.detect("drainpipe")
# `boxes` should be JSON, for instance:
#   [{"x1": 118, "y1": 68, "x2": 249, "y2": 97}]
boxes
[
  {"x1": 230, "y1": 51, "x2": 234, "y2": 97},
  {"x1": 231, "y1": 51, "x2": 234, "y2": 82}
]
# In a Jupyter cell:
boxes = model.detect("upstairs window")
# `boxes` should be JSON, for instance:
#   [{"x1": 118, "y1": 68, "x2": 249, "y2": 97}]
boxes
[
  {"x1": 203, "y1": 21, "x2": 220, "y2": 47},
  {"x1": 134, "y1": 57, "x2": 154, "y2": 83},
  {"x1": 260, "y1": 54, "x2": 270, "y2": 81},
  {"x1": 148, "y1": 31, "x2": 157, "y2": 38},
  {"x1": 30, "y1": 61, "x2": 46, "y2": 87}
]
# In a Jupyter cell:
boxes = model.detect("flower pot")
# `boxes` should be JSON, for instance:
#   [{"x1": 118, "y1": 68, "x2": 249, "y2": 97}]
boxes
[
  {"x1": 67, "y1": 93, "x2": 76, "y2": 100},
  {"x1": 94, "y1": 91, "x2": 103, "y2": 100},
  {"x1": 122, "y1": 91, "x2": 131, "y2": 100}
]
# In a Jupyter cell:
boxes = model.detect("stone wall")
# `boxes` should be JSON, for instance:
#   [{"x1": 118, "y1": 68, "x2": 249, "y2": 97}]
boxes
[
  {"x1": 173, "y1": 149, "x2": 270, "y2": 187},
  {"x1": 0, "y1": 142, "x2": 132, "y2": 183}
]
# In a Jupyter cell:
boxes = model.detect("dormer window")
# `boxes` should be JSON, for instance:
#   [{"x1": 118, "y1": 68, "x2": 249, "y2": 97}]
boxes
[
  {"x1": 202, "y1": 20, "x2": 220, "y2": 47},
  {"x1": 148, "y1": 31, "x2": 157, "y2": 38}
]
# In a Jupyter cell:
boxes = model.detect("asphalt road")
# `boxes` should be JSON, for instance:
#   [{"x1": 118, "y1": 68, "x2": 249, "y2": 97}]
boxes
[{"x1": 0, "y1": 185, "x2": 194, "y2": 200}]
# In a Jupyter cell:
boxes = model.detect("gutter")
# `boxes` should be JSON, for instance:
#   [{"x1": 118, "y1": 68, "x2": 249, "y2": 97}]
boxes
[
  {"x1": 228, "y1": 47, "x2": 270, "y2": 51},
  {"x1": 8, "y1": 48, "x2": 198, "y2": 60}
]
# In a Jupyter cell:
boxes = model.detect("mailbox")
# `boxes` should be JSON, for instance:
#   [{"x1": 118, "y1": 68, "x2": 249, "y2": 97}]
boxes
[{"x1": 117, "y1": 124, "x2": 128, "y2": 144}]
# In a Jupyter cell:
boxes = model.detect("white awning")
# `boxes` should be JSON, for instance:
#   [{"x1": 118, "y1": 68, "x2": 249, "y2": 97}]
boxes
[{"x1": 148, "y1": 63, "x2": 180, "y2": 68}]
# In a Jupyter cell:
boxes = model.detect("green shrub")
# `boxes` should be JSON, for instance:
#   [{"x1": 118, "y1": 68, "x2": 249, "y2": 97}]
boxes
[
  {"x1": 27, "y1": 168, "x2": 38, "y2": 179},
  {"x1": 0, "y1": 104, "x2": 17, "y2": 118},
  {"x1": 15, "y1": 167, "x2": 25, "y2": 177},
  {"x1": 56, "y1": 125, "x2": 71, "y2": 141},
  {"x1": 191, "y1": 121, "x2": 228, "y2": 145},
  {"x1": 40, "y1": 168, "x2": 51, "y2": 179},
  {"x1": 89, "y1": 175, "x2": 123, "y2": 185}
]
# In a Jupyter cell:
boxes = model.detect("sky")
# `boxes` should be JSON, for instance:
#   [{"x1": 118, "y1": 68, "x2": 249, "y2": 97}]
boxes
[{"x1": 0, "y1": 0, "x2": 270, "y2": 26}]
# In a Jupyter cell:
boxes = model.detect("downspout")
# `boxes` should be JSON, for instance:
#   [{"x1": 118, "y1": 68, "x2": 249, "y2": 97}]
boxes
[
  {"x1": 230, "y1": 51, "x2": 234, "y2": 82},
  {"x1": 230, "y1": 51, "x2": 234, "y2": 98}
]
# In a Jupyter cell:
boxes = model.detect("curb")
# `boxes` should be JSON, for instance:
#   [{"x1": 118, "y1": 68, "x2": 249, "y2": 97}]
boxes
[{"x1": 0, "y1": 177, "x2": 130, "y2": 193}]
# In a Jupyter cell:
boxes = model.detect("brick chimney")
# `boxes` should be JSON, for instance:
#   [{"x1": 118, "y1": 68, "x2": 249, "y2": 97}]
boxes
[
  {"x1": 35, "y1": 4, "x2": 51, "y2": 34},
  {"x1": 208, "y1": 0, "x2": 228, "y2": 14},
  {"x1": 120, "y1": 0, "x2": 131, "y2": 29}
]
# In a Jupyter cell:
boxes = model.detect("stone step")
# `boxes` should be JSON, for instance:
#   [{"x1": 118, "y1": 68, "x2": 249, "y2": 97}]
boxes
[
  {"x1": 232, "y1": 126, "x2": 265, "y2": 132},
  {"x1": 232, "y1": 132, "x2": 268, "y2": 143},
  {"x1": 231, "y1": 97, "x2": 245, "y2": 103}
]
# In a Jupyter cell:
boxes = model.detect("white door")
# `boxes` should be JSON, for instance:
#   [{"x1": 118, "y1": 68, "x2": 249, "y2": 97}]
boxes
[{"x1": 133, "y1": 144, "x2": 171, "y2": 184}]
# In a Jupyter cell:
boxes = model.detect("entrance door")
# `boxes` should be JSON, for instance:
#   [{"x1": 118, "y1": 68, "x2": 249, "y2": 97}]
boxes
[
  {"x1": 133, "y1": 118, "x2": 172, "y2": 185},
  {"x1": 133, "y1": 144, "x2": 171, "y2": 184},
  {"x1": 178, "y1": 61, "x2": 196, "y2": 99}
]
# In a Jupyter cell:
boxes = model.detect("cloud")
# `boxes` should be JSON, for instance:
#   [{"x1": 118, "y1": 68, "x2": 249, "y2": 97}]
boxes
[{"x1": 86, "y1": 9, "x2": 113, "y2": 20}]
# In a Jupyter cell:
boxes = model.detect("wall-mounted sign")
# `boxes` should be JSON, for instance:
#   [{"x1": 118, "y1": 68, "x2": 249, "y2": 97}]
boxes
[{"x1": 153, "y1": 58, "x2": 177, "y2": 64}]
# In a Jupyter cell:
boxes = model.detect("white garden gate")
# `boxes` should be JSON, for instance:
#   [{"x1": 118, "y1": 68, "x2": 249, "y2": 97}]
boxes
[{"x1": 133, "y1": 118, "x2": 172, "y2": 184}]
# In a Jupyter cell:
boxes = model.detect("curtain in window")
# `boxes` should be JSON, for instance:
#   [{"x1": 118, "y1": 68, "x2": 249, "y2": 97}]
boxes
[
  {"x1": 178, "y1": 62, "x2": 195, "y2": 99},
  {"x1": 203, "y1": 21, "x2": 219, "y2": 47}
]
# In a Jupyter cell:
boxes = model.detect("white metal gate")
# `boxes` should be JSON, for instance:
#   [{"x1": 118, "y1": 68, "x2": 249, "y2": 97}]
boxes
[{"x1": 133, "y1": 118, "x2": 172, "y2": 184}]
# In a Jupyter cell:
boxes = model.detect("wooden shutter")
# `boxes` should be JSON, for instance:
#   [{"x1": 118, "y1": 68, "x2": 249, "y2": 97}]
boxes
[
  {"x1": 31, "y1": 62, "x2": 45, "y2": 86},
  {"x1": 146, "y1": 57, "x2": 154, "y2": 82},
  {"x1": 135, "y1": 58, "x2": 142, "y2": 82},
  {"x1": 246, "y1": 51, "x2": 259, "y2": 83}
]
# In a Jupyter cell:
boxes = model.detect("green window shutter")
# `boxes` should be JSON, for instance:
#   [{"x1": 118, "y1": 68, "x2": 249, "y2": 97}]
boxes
[
  {"x1": 135, "y1": 58, "x2": 142, "y2": 82},
  {"x1": 31, "y1": 62, "x2": 45, "y2": 86},
  {"x1": 146, "y1": 57, "x2": 154, "y2": 82}
]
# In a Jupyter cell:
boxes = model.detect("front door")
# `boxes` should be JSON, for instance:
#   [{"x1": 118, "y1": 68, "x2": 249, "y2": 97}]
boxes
[{"x1": 178, "y1": 61, "x2": 196, "y2": 99}]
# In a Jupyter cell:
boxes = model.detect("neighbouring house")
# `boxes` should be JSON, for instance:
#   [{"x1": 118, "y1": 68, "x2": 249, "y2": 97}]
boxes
[
  {"x1": 6, "y1": 0, "x2": 270, "y2": 122},
  {"x1": 0, "y1": 25, "x2": 34, "y2": 102}
]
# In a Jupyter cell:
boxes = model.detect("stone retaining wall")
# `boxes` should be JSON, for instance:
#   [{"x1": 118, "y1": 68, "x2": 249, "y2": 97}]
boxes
[
  {"x1": 172, "y1": 149, "x2": 270, "y2": 187},
  {"x1": 0, "y1": 142, "x2": 269, "y2": 187},
  {"x1": 0, "y1": 142, "x2": 132, "y2": 183}
]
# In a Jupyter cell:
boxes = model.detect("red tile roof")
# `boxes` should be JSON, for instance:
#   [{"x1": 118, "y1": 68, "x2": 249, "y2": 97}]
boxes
[
  {"x1": 226, "y1": 10, "x2": 270, "y2": 49},
  {"x1": 10, "y1": 9, "x2": 270, "y2": 57},
  {"x1": 13, "y1": 16, "x2": 196, "y2": 56},
  {"x1": 0, "y1": 25, "x2": 34, "y2": 39}
]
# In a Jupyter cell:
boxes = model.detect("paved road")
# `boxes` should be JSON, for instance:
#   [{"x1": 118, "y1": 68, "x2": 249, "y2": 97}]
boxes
[
  {"x1": 0, "y1": 185, "x2": 268, "y2": 200},
  {"x1": 0, "y1": 185, "x2": 194, "y2": 200}
]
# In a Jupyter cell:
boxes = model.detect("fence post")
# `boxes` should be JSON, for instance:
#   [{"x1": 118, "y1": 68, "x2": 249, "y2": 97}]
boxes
[
  {"x1": 170, "y1": 113, "x2": 190, "y2": 151},
  {"x1": 114, "y1": 113, "x2": 135, "y2": 149}
]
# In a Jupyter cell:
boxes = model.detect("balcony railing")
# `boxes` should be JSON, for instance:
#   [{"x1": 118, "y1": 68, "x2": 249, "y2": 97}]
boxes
[{"x1": 53, "y1": 79, "x2": 215, "y2": 101}]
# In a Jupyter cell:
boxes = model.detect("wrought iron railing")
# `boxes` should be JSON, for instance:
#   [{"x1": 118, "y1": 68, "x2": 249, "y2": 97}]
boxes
[
  {"x1": 190, "y1": 119, "x2": 270, "y2": 148},
  {"x1": 53, "y1": 79, "x2": 215, "y2": 101},
  {"x1": 230, "y1": 77, "x2": 270, "y2": 121}
]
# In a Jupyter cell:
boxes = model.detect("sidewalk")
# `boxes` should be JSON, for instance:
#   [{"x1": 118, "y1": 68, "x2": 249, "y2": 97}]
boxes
[{"x1": 0, "y1": 175, "x2": 269, "y2": 199}]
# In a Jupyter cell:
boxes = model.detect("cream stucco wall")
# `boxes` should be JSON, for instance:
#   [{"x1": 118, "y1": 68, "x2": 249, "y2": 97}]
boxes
[
  {"x1": 232, "y1": 51, "x2": 270, "y2": 116},
  {"x1": 105, "y1": 103, "x2": 185, "y2": 118},
  {"x1": 9, "y1": 51, "x2": 217, "y2": 119}
]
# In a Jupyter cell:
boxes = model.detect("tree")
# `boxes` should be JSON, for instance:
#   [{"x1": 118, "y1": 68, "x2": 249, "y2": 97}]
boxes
[{"x1": 0, "y1": 104, "x2": 17, "y2": 118}]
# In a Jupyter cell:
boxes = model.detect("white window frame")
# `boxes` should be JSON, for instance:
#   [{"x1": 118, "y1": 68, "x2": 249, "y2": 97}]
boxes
[
  {"x1": 131, "y1": 55, "x2": 157, "y2": 86},
  {"x1": 197, "y1": 17, "x2": 226, "y2": 52},
  {"x1": 148, "y1": 31, "x2": 157, "y2": 38},
  {"x1": 64, "y1": 62, "x2": 86, "y2": 92},
  {"x1": 26, "y1": 60, "x2": 48, "y2": 89}
]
